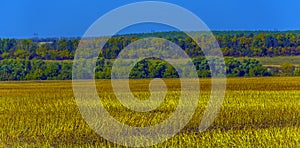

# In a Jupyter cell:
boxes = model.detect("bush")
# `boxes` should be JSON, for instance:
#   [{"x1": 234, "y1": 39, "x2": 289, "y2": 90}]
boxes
[
  {"x1": 281, "y1": 63, "x2": 294, "y2": 76},
  {"x1": 294, "y1": 67, "x2": 300, "y2": 76}
]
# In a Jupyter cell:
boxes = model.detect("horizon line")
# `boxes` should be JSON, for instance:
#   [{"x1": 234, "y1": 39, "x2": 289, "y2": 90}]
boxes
[{"x1": 1, "y1": 29, "x2": 300, "y2": 39}]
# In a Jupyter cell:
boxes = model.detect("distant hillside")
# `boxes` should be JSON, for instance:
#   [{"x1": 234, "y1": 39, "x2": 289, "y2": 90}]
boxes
[{"x1": 0, "y1": 31, "x2": 300, "y2": 61}]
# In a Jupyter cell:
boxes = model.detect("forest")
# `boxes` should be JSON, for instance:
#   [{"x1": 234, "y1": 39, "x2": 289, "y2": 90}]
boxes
[{"x1": 0, "y1": 31, "x2": 300, "y2": 80}]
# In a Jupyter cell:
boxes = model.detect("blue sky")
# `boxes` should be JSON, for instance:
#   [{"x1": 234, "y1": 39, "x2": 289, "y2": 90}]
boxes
[{"x1": 0, "y1": 0, "x2": 299, "y2": 38}]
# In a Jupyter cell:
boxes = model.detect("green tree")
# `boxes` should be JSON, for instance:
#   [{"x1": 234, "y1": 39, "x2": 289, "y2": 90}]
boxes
[
  {"x1": 44, "y1": 62, "x2": 61, "y2": 80},
  {"x1": 58, "y1": 63, "x2": 72, "y2": 80}
]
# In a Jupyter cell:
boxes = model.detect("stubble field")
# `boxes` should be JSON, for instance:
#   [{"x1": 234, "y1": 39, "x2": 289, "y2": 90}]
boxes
[{"x1": 0, "y1": 77, "x2": 299, "y2": 147}]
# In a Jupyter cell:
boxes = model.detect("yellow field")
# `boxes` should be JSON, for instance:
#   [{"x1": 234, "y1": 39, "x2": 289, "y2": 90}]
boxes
[{"x1": 0, "y1": 77, "x2": 300, "y2": 147}]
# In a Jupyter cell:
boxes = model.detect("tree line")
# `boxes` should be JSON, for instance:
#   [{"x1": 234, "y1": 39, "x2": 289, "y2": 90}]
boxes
[
  {"x1": 0, "y1": 57, "x2": 284, "y2": 81},
  {"x1": 1, "y1": 31, "x2": 300, "y2": 60}
]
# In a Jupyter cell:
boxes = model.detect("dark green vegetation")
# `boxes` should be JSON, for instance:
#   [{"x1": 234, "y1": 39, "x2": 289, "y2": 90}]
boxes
[
  {"x1": 0, "y1": 31, "x2": 300, "y2": 80},
  {"x1": 0, "y1": 77, "x2": 299, "y2": 147},
  {"x1": 1, "y1": 31, "x2": 300, "y2": 60},
  {"x1": 0, "y1": 57, "x2": 273, "y2": 80}
]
